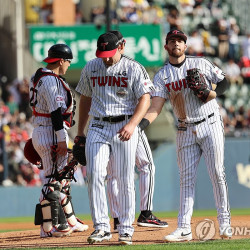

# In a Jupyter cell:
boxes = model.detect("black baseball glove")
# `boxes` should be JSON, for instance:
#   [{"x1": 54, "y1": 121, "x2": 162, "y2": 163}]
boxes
[
  {"x1": 72, "y1": 136, "x2": 86, "y2": 166},
  {"x1": 186, "y1": 68, "x2": 210, "y2": 103}
]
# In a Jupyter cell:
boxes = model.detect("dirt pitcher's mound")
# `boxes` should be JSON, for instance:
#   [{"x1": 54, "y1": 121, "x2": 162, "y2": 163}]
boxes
[{"x1": 0, "y1": 215, "x2": 249, "y2": 249}]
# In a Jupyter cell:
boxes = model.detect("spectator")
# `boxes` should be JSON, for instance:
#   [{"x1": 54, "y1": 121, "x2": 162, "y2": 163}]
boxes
[
  {"x1": 18, "y1": 77, "x2": 32, "y2": 118},
  {"x1": 207, "y1": 0, "x2": 223, "y2": 19},
  {"x1": 217, "y1": 19, "x2": 229, "y2": 60},
  {"x1": 238, "y1": 56, "x2": 250, "y2": 83},
  {"x1": 187, "y1": 30, "x2": 204, "y2": 56},
  {"x1": 178, "y1": 0, "x2": 194, "y2": 16},
  {"x1": 228, "y1": 17, "x2": 240, "y2": 61},
  {"x1": 246, "y1": 108, "x2": 250, "y2": 128},
  {"x1": 6, "y1": 94, "x2": 19, "y2": 116},
  {"x1": 75, "y1": 4, "x2": 86, "y2": 24},
  {"x1": 223, "y1": 59, "x2": 243, "y2": 85},
  {"x1": 166, "y1": 5, "x2": 182, "y2": 30},
  {"x1": 241, "y1": 33, "x2": 250, "y2": 59}
]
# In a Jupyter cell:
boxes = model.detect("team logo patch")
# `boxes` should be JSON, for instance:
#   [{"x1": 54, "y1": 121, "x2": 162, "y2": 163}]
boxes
[
  {"x1": 117, "y1": 71, "x2": 127, "y2": 76},
  {"x1": 91, "y1": 124, "x2": 104, "y2": 129},
  {"x1": 55, "y1": 95, "x2": 65, "y2": 103},
  {"x1": 116, "y1": 88, "x2": 128, "y2": 97}
]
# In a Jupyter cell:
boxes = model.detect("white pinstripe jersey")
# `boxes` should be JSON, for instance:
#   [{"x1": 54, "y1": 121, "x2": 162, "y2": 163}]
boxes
[
  {"x1": 29, "y1": 68, "x2": 70, "y2": 127},
  {"x1": 76, "y1": 55, "x2": 154, "y2": 117},
  {"x1": 153, "y1": 56, "x2": 225, "y2": 123}
]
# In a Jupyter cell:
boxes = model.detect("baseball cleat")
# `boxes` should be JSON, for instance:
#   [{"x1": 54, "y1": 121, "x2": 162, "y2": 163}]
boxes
[
  {"x1": 87, "y1": 230, "x2": 112, "y2": 244},
  {"x1": 113, "y1": 218, "x2": 119, "y2": 233},
  {"x1": 40, "y1": 224, "x2": 72, "y2": 238},
  {"x1": 163, "y1": 227, "x2": 192, "y2": 242},
  {"x1": 119, "y1": 233, "x2": 132, "y2": 245},
  {"x1": 71, "y1": 220, "x2": 89, "y2": 232},
  {"x1": 220, "y1": 225, "x2": 232, "y2": 239},
  {"x1": 137, "y1": 213, "x2": 168, "y2": 228}
]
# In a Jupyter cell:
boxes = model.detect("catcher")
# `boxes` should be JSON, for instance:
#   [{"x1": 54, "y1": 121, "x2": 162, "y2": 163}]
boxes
[{"x1": 26, "y1": 44, "x2": 88, "y2": 238}]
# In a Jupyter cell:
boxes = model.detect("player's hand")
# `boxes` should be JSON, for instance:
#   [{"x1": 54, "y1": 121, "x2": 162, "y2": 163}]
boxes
[
  {"x1": 56, "y1": 141, "x2": 68, "y2": 155},
  {"x1": 117, "y1": 123, "x2": 136, "y2": 141}
]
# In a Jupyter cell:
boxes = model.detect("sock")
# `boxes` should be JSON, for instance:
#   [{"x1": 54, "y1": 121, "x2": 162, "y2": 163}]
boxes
[{"x1": 141, "y1": 210, "x2": 152, "y2": 218}]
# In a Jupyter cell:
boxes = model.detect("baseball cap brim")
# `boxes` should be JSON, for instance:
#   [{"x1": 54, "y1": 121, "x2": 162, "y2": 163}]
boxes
[
  {"x1": 96, "y1": 48, "x2": 117, "y2": 58},
  {"x1": 43, "y1": 57, "x2": 61, "y2": 63},
  {"x1": 166, "y1": 34, "x2": 187, "y2": 43}
]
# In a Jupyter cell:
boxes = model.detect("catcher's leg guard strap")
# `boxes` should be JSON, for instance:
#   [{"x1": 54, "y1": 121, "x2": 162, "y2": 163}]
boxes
[
  {"x1": 34, "y1": 203, "x2": 43, "y2": 225},
  {"x1": 40, "y1": 181, "x2": 63, "y2": 233},
  {"x1": 58, "y1": 203, "x2": 67, "y2": 224},
  {"x1": 62, "y1": 195, "x2": 77, "y2": 226}
]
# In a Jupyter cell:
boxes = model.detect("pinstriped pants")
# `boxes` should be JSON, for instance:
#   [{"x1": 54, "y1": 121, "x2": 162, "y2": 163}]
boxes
[
  {"x1": 107, "y1": 129, "x2": 155, "y2": 219},
  {"x1": 176, "y1": 114, "x2": 231, "y2": 228},
  {"x1": 86, "y1": 118, "x2": 138, "y2": 235},
  {"x1": 32, "y1": 125, "x2": 69, "y2": 201}
]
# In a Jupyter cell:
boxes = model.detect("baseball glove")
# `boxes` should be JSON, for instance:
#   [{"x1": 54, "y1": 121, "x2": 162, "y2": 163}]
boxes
[
  {"x1": 72, "y1": 136, "x2": 86, "y2": 166},
  {"x1": 186, "y1": 68, "x2": 210, "y2": 103}
]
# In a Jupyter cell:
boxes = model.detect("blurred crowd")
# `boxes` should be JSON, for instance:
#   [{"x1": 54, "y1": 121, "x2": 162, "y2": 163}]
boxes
[{"x1": 0, "y1": 0, "x2": 249, "y2": 186}]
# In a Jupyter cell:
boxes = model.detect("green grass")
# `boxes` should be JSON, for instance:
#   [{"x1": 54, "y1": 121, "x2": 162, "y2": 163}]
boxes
[
  {"x1": 3, "y1": 239, "x2": 250, "y2": 250},
  {"x1": 0, "y1": 208, "x2": 249, "y2": 223}
]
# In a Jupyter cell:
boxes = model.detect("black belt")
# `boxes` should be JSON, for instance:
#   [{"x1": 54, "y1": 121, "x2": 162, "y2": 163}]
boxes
[
  {"x1": 94, "y1": 115, "x2": 132, "y2": 123},
  {"x1": 178, "y1": 113, "x2": 214, "y2": 125}
]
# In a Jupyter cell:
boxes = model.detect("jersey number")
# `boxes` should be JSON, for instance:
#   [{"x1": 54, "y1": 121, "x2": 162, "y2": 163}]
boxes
[{"x1": 30, "y1": 87, "x2": 38, "y2": 107}]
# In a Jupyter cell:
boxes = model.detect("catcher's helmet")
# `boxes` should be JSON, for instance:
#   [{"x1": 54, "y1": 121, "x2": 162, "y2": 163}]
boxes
[
  {"x1": 24, "y1": 138, "x2": 41, "y2": 165},
  {"x1": 43, "y1": 44, "x2": 73, "y2": 63}
]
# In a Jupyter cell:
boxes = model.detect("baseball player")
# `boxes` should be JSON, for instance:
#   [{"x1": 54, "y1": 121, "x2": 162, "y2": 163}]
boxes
[
  {"x1": 106, "y1": 30, "x2": 168, "y2": 230},
  {"x1": 29, "y1": 44, "x2": 88, "y2": 238},
  {"x1": 141, "y1": 30, "x2": 231, "y2": 242},
  {"x1": 75, "y1": 32, "x2": 153, "y2": 245}
]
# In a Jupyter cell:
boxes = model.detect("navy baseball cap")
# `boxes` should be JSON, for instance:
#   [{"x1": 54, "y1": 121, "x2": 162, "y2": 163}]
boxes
[
  {"x1": 96, "y1": 33, "x2": 119, "y2": 58},
  {"x1": 165, "y1": 30, "x2": 187, "y2": 44},
  {"x1": 109, "y1": 30, "x2": 126, "y2": 44}
]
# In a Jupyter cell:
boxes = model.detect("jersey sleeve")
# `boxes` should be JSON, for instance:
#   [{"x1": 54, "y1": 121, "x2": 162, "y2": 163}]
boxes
[
  {"x1": 75, "y1": 65, "x2": 92, "y2": 97},
  {"x1": 42, "y1": 76, "x2": 65, "y2": 113},
  {"x1": 152, "y1": 70, "x2": 168, "y2": 100},
  {"x1": 132, "y1": 64, "x2": 155, "y2": 99},
  {"x1": 203, "y1": 58, "x2": 225, "y2": 84}
]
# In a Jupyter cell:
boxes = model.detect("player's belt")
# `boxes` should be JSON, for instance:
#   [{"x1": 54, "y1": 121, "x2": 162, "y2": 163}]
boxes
[
  {"x1": 94, "y1": 115, "x2": 132, "y2": 123},
  {"x1": 178, "y1": 113, "x2": 214, "y2": 125}
]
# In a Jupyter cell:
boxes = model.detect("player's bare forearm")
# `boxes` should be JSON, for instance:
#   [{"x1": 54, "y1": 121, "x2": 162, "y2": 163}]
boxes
[
  {"x1": 129, "y1": 93, "x2": 151, "y2": 126},
  {"x1": 77, "y1": 95, "x2": 91, "y2": 136},
  {"x1": 56, "y1": 141, "x2": 67, "y2": 156},
  {"x1": 204, "y1": 90, "x2": 217, "y2": 103},
  {"x1": 118, "y1": 93, "x2": 150, "y2": 141},
  {"x1": 144, "y1": 96, "x2": 165, "y2": 123}
]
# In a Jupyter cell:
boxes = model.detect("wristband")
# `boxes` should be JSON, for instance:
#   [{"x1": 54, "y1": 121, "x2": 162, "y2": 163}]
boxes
[
  {"x1": 139, "y1": 118, "x2": 150, "y2": 130},
  {"x1": 55, "y1": 128, "x2": 67, "y2": 142}
]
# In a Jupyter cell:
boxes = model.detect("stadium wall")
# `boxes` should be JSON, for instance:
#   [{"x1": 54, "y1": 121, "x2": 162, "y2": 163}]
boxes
[{"x1": 0, "y1": 138, "x2": 249, "y2": 217}]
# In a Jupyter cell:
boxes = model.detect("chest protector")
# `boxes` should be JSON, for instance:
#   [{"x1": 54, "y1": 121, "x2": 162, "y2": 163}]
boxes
[{"x1": 30, "y1": 68, "x2": 76, "y2": 128}]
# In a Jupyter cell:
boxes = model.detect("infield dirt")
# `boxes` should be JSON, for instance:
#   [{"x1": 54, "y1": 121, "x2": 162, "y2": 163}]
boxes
[{"x1": 0, "y1": 215, "x2": 249, "y2": 249}]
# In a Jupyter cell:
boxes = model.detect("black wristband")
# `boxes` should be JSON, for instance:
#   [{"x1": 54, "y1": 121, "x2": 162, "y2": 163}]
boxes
[
  {"x1": 139, "y1": 118, "x2": 150, "y2": 130},
  {"x1": 51, "y1": 107, "x2": 64, "y2": 131}
]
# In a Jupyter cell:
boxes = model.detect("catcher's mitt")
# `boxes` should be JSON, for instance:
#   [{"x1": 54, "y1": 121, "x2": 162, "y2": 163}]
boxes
[
  {"x1": 72, "y1": 136, "x2": 86, "y2": 165},
  {"x1": 186, "y1": 68, "x2": 210, "y2": 103}
]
